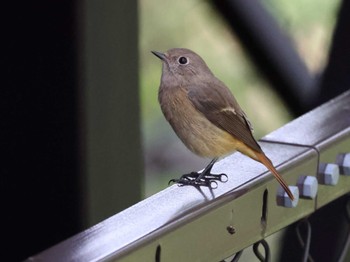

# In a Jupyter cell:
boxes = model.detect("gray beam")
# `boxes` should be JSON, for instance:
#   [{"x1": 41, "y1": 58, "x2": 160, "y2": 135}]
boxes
[{"x1": 28, "y1": 91, "x2": 350, "y2": 261}]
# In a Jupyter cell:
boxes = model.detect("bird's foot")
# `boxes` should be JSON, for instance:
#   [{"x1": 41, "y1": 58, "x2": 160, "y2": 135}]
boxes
[{"x1": 169, "y1": 171, "x2": 228, "y2": 189}]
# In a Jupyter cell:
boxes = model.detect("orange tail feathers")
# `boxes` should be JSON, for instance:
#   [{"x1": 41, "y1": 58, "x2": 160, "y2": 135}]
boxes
[{"x1": 255, "y1": 152, "x2": 294, "y2": 200}]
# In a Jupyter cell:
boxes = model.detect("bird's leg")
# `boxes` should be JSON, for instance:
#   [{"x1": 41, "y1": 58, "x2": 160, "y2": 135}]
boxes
[
  {"x1": 195, "y1": 158, "x2": 219, "y2": 181},
  {"x1": 169, "y1": 158, "x2": 228, "y2": 188}
]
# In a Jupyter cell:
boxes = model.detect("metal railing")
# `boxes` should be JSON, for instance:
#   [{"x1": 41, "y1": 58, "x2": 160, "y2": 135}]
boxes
[{"x1": 27, "y1": 90, "x2": 350, "y2": 262}]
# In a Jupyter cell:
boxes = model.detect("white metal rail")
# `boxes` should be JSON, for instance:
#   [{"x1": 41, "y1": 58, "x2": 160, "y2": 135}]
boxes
[{"x1": 27, "y1": 91, "x2": 350, "y2": 262}]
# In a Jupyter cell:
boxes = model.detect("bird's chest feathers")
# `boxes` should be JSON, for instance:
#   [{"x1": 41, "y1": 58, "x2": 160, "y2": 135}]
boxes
[
  {"x1": 159, "y1": 87, "x2": 207, "y2": 132},
  {"x1": 159, "y1": 86, "x2": 236, "y2": 157}
]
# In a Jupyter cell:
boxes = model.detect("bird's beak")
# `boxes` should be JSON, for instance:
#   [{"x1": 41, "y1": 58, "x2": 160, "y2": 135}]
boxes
[{"x1": 151, "y1": 51, "x2": 166, "y2": 61}]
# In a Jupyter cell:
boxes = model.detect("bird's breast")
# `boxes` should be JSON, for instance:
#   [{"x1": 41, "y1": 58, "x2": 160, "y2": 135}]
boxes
[{"x1": 159, "y1": 86, "x2": 243, "y2": 158}]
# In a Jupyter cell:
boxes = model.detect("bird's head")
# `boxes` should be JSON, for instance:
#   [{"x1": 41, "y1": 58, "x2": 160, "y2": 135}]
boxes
[{"x1": 152, "y1": 48, "x2": 214, "y2": 84}]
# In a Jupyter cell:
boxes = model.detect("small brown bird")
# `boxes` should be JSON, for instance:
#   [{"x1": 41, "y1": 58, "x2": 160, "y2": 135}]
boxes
[{"x1": 152, "y1": 48, "x2": 294, "y2": 200}]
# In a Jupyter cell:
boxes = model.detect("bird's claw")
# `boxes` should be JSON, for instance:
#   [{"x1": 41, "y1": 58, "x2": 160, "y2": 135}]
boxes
[
  {"x1": 203, "y1": 173, "x2": 228, "y2": 182},
  {"x1": 168, "y1": 172, "x2": 227, "y2": 189}
]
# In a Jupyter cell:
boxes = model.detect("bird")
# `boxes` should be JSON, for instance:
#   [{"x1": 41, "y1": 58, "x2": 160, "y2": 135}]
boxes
[{"x1": 152, "y1": 48, "x2": 294, "y2": 200}]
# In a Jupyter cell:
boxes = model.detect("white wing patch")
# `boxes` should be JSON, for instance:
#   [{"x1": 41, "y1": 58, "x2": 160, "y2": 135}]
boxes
[
  {"x1": 220, "y1": 107, "x2": 236, "y2": 115},
  {"x1": 220, "y1": 107, "x2": 255, "y2": 133}
]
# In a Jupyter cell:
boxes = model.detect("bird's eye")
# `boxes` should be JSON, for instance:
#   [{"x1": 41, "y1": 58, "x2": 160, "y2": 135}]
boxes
[{"x1": 178, "y1": 56, "x2": 188, "y2": 65}]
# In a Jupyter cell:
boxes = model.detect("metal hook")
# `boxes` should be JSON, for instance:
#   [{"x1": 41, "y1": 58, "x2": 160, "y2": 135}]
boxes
[
  {"x1": 253, "y1": 239, "x2": 270, "y2": 262},
  {"x1": 296, "y1": 218, "x2": 313, "y2": 262}
]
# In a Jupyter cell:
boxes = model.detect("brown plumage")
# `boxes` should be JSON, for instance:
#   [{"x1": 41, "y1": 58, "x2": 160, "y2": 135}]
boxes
[{"x1": 152, "y1": 48, "x2": 294, "y2": 200}]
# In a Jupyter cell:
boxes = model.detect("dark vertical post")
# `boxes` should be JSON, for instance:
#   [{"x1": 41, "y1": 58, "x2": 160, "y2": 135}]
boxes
[
  {"x1": 81, "y1": 0, "x2": 142, "y2": 226},
  {"x1": 2, "y1": 1, "x2": 141, "y2": 260},
  {"x1": 2, "y1": 1, "x2": 81, "y2": 261},
  {"x1": 280, "y1": 0, "x2": 350, "y2": 260},
  {"x1": 318, "y1": 0, "x2": 350, "y2": 104}
]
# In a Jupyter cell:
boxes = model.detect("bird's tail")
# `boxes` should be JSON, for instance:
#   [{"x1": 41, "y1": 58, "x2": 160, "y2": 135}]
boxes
[{"x1": 255, "y1": 151, "x2": 294, "y2": 200}]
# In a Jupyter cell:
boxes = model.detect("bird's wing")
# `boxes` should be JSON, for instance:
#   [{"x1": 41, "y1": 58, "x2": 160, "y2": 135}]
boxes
[{"x1": 187, "y1": 82, "x2": 262, "y2": 153}]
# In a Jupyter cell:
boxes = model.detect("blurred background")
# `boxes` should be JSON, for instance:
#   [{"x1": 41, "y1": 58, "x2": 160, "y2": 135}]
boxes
[
  {"x1": 141, "y1": 0, "x2": 339, "y2": 196},
  {"x1": 2, "y1": 0, "x2": 346, "y2": 261}
]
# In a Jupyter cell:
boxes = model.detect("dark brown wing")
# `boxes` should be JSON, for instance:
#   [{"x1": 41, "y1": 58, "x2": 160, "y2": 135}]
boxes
[{"x1": 187, "y1": 81, "x2": 262, "y2": 153}]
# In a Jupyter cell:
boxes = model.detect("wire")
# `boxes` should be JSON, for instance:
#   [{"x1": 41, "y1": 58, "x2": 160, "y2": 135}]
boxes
[
  {"x1": 221, "y1": 250, "x2": 243, "y2": 262},
  {"x1": 253, "y1": 239, "x2": 270, "y2": 262},
  {"x1": 337, "y1": 196, "x2": 350, "y2": 262},
  {"x1": 230, "y1": 250, "x2": 243, "y2": 262},
  {"x1": 338, "y1": 232, "x2": 350, "y2": 262},
  {"x1": 296, "y1": 218, "x2": 313, "y2": 262}
]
